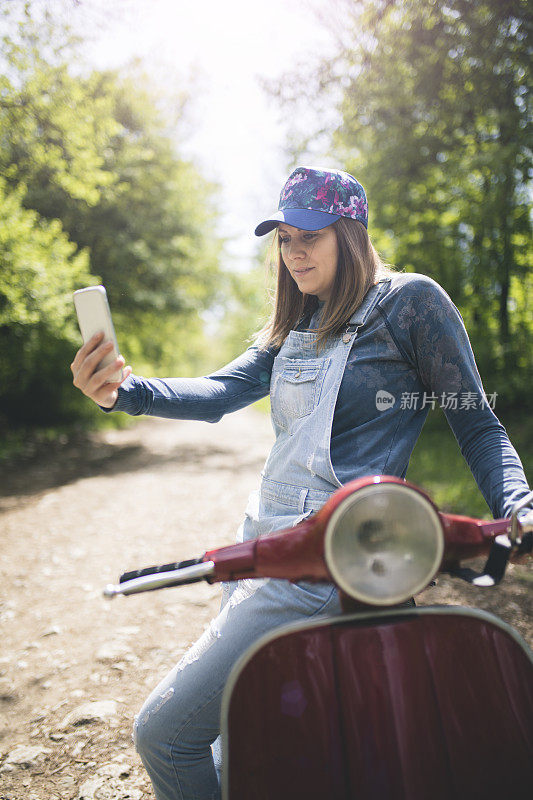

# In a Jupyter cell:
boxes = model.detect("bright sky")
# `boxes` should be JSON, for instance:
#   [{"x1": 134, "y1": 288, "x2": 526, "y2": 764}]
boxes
[{"x1": 81, "y1": 0, "x2": 342, "y2": 267}]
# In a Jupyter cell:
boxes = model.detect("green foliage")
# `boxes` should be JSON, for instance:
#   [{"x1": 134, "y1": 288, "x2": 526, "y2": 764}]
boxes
[
  {"x1": 0, "y1": 2, "x2": 224, "y2": 429},
  {"x1": 212, "y1": 259, "x2": 275, "y2": 364},
  {"x1": 275, "y1": 0, "x2": 532, "y2": 408},
  {"x1": 0, "y1": 8, "x2": 118, "y2": 206},
  {"x1": 0, "y1": 179, "x2": 96, "y2": 426},
  {"x1": 3, "y1": 59, "x2": 223, "y2": 345}
]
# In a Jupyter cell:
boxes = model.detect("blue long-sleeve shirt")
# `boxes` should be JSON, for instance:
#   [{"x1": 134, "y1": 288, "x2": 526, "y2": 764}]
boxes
[{"x1": 110, "y1": 273, "x2": 530, "y2": 519}]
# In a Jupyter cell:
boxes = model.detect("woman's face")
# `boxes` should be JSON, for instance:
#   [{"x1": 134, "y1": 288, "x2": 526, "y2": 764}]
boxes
[{"x1": 278, "y1": 223, "x2": 339, "y2": 301}]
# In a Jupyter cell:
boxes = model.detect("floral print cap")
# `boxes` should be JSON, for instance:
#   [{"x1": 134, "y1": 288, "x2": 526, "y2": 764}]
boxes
[{"x1": 254, "y1": 165, "x2": 368, "y2": 236}]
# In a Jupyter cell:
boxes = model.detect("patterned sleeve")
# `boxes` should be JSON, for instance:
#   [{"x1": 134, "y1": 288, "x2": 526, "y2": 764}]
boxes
[
  {"x1": 108, "y1": 345, "x2": 275, "y2": 423},
  {"x1": 388, "y1": 275, "x2": 530, "y2": 519}
]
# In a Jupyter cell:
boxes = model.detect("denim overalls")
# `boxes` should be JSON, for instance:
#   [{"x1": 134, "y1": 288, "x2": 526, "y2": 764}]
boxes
[{"x1": 134, "y1": 282, "x2": 389, "y2": 800}]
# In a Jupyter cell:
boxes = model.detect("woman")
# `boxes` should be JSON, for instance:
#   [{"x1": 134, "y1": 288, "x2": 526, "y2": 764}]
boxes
[{"x1": 71, "y1": 166, "x2": 531, "y2": 800}]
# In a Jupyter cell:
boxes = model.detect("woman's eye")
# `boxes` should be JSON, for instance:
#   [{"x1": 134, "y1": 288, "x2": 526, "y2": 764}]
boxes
[{"x1": 279, "y1": 232, "x2": 317, "y2": 246}]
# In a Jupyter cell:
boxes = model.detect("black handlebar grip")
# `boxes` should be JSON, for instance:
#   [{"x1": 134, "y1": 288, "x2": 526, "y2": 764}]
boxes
[{"x1": 119, "y1": 557, "x2": 204, "y2": 584}]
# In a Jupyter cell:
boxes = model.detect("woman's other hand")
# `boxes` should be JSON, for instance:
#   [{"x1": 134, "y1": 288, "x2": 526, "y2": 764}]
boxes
[{"x1": 71, "y1": 332, "x2": 132, "y2": 409}]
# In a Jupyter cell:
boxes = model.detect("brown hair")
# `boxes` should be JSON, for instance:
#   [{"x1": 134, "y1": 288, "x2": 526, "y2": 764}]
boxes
[{"x1": 258, "y1": 217, "x2": 394, "y2": 349}]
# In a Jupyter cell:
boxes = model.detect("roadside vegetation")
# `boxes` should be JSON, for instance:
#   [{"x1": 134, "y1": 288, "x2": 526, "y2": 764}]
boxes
[
  {"x1": 0, "y1": 0, "x2": 530, "y2": 507},
  {"x1": 0, "y1": 2, "x2": 223, "y2": 438}
]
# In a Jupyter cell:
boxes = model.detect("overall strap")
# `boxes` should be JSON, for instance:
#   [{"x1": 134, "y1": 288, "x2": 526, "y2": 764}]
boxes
[{"x1": 345, "y1": 279, "x2": 391, "y2": 333}]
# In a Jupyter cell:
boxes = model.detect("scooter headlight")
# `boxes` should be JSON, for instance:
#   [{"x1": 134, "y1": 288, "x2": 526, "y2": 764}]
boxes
[{"x1": 324, "y1": 481, "x2": 444, "y2": 606}]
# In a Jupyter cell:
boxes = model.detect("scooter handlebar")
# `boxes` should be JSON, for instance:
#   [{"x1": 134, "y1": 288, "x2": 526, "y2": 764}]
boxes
[
  {"x1": 104, "y1": 559, "x2": 215, "y2": 598},
  {"x1": 103, "y1": 480, "x2": 532, "y2": 599}
]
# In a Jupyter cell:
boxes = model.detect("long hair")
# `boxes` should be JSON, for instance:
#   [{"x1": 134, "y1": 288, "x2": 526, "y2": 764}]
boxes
[{"x1": 258, "y1": 217, "x2": 394, "y2": 349}]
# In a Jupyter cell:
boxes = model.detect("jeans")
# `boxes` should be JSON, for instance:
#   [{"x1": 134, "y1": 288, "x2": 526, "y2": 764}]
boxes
[{"x1": 133, "y1": 577, "x2": 340, "y2": 800}]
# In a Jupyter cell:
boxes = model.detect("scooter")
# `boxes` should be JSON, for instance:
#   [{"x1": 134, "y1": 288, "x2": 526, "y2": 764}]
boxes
[{"x1": 104, "y1": 476, "x2": 533, "y2": 800}]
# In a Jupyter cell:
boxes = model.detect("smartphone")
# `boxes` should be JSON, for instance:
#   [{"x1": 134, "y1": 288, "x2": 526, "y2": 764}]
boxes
[{"x1": 73, "y1": 285, "x2": 123, "y2": 382}]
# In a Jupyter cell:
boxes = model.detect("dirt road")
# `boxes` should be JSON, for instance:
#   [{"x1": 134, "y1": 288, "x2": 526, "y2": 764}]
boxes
[{"x1": 1, "y1": 409, "x2": 531, "y2": 799}]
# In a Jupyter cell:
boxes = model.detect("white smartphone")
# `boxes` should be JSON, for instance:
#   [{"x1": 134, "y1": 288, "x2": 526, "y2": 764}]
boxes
[{"x1": 73, "y1": 285, "x2": 123, "y2": 382}]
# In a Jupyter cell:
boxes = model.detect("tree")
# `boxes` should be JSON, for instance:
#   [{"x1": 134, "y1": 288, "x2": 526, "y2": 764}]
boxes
[
  {"x1": 12, "y1": 65, "x2": 222, "y2": 374},
  {"x1": 212, "y1": 261, "x2": 275, "y2": 364},
  {"x1": 0, "y1": 3, "x2": 224, "y2": 428},
  {"x1": 1, "y1": 6, "x2": 222, "y2": 365},
  {"x1": 274, "y1": 0, "x2": 532, "y2": 406},
  {"x1": 0, "y1": 179, "x2": 95, "y2": 425}
]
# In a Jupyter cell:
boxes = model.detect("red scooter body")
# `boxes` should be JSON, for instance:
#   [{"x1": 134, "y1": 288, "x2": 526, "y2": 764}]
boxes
[
  {"x1": 106, "y1": 477, "x2": 533, "y2": 799},
  {"x1": 222, "y1": 607, "x2": 532, "y2": 799}
]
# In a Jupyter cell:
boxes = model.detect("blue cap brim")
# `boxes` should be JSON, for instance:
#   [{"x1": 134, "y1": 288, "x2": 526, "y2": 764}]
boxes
[{"x1": 254, "y1": 209, "x2": 340, "y2": 237}]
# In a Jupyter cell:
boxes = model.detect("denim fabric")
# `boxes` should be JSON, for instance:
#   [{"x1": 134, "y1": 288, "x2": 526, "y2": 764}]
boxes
[
  {"x1": 133, "y1": 568, "x2": 340, "y2": 800},
  {"x1": 129, "y1": 286, "x2": 388, "y2": 799},
  {"x1": 119, "y1": 276, "x2": 531, "y2": 799},
  {"x1": 113, "y1": 273, "x2": 530, "y2": 519}
]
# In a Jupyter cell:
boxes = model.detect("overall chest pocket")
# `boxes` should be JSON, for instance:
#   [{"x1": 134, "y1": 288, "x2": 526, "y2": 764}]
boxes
[{"x1": 271, "y1": 357, "x2": 329, "y2": 429}]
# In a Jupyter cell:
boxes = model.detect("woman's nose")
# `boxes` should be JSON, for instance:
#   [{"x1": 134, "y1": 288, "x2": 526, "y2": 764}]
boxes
[{"x1": 287, "y1": 240, "x2": 307, "y2": 259}]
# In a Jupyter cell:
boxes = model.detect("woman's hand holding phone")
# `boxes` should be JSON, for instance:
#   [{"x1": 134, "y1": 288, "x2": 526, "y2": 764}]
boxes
[{"x1": 70, "y1": 332, "x2": 132, "y2": 409}]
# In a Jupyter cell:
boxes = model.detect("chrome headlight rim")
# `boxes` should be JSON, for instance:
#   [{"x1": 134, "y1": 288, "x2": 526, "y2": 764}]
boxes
[{"x1": 324, "y1": 481, "x2": 444, "y2": 606}]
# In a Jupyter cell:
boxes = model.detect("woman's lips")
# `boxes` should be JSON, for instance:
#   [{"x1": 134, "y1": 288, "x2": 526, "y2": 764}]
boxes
[{"x1": 293, "y1": 267, "x2": 314, "y2": 276}]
